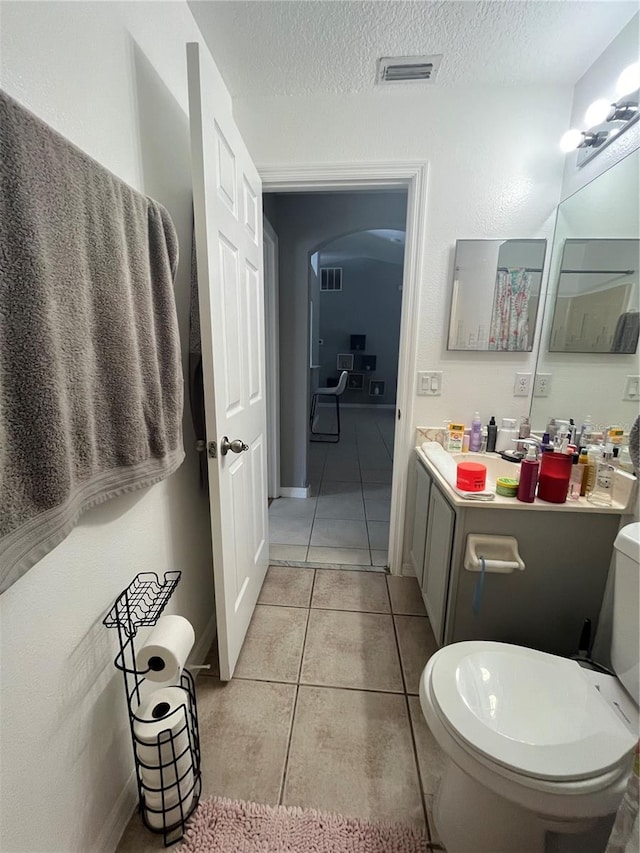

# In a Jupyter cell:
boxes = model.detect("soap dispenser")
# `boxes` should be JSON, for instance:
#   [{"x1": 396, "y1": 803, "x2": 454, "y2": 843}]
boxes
[
  {"x1": 517, "y1": 444, "x2": 539, "y2": 503},
  {"x1": 486, "y1": 416, "x2": 497, "y2": 453}
]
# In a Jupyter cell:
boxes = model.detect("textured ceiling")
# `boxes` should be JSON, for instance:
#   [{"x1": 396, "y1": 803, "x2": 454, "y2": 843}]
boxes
[{"x1": 188, "y1": 1, "x2": 638, "y2": 97}]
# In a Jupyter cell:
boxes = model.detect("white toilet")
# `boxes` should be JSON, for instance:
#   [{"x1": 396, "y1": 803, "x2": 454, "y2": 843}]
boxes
[{"x1": 420, "y1": 522, "x2": 639, "y2": 853}]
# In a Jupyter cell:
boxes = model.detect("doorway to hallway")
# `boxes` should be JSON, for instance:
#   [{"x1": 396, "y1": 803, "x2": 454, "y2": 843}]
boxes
[
  {"x1": 260, "y1": 162, "x2": 427, "y2": 575},
  {"x1": 269, "y1": 408, "x2": 395, "y2": 568}
]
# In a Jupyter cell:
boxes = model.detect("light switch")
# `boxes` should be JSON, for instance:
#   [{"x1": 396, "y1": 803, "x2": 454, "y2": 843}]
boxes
[
  {"x1": 417, "y1": 371, "x2": 442, "y2": 396},
  {"x1": 623, "y1": 375, "x2": 640, "y2": 400}
]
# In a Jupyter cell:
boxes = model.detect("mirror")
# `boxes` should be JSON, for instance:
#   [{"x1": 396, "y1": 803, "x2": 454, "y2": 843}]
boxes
[
  {"x1": 549, "y1": 238, "x2": 639, "y2": 353},
  {"x1": 448, "y1": 239, "x2": 547, "y2": 351},
  {"x1": 531, "y1": 149, "x2": 640, "y2": 433}
]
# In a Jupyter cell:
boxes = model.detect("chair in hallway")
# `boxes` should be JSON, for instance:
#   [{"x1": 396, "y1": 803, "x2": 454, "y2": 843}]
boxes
[{"x1": 309, "y1": 371, "x2": 348, "y2": 443}]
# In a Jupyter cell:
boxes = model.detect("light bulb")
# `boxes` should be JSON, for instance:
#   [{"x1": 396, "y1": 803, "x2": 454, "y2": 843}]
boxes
[
  {"x1": 560, "y1": 129, "x2": 582, "y2": 152},
  {"x1": 616, "y1": 62, "x2": 640, "y2": 97},
  {"x1": 585, "y1": 98, "x2": 610, "y2": 126}
]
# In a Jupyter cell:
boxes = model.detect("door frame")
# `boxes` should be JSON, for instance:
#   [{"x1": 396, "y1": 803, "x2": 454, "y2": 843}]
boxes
[
  {"x1": 260, "y1": 162, "x2": 428, "y2": 576},
  {"x1": 263, "y1": 214, "x2": 280, "y2": 499}
]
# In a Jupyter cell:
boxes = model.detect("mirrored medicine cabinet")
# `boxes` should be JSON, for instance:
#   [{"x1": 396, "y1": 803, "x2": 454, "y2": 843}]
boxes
[
  {"x1": 531, "y1": 148, "x2": 639, "y2": 432},
  {"x1": 447, "y1": 239, "x2": 547, "y2": 352}
]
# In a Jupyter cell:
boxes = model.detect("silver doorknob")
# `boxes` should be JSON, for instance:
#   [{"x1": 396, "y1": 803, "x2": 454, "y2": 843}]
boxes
[{"x1": 220, "y1": 436, "x2": 249, "y2": 456}]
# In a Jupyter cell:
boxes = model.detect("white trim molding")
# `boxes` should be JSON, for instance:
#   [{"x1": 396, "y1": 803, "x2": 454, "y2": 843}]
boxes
[
  {"x1": 260, "y1": 162, "x2": 428, "y2": 575},
  {"x1": 279, "y1": 486, "x2": 311, "y2": 499}
]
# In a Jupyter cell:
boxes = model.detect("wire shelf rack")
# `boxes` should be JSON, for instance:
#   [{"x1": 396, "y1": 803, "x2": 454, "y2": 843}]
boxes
[{"x1": 104, "y1": 572, "x2": 201, "y2": 846}]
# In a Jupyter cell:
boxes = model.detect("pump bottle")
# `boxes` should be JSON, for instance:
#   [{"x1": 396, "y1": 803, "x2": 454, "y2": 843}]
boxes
[
  {"x1": 517, "y1": 444, "x2": 539, "y2": 503},
  {"x1": 486, "y1": 416, "x2": 497, "y2": 453}
]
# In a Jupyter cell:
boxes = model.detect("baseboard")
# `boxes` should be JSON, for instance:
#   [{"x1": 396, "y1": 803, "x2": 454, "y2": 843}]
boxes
[
  {"x1": 401, "y1": 561, "x2": 416, "y2": 577},
  {"x1": 279, "y1": 486, "x2": 310, "y2": 498},
  {"x1": 97, "y1": 769, "x2": 138, "y2": 853},
  {"x1": 316, "y1": 402, "x2": 396, "y2": 410}
]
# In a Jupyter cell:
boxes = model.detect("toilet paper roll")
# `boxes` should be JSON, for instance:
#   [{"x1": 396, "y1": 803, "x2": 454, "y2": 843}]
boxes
[
  {"x1": 136, "y1": 615, "x2": 195, "y2": 683},
  {"x1": 143, "y1": 768, "x2": 195, "y2": 831},
  {"x1": 144, "y1": 783, "x2": 194, "y2": 831},
  {"x1": 134, "y1": 686, "x2": 195, "y2": 798}
]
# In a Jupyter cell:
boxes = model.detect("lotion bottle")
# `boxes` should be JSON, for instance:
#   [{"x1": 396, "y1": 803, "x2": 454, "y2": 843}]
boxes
[
  {"x1": 469, "y1": 412, "x2": 482, "y2": 452},
  {"x1": 495, "y1": 418, "x2": 518, "y2": 453},
  {"x1": 517, "y1": 444, "x2": 539, "y2": 503}
]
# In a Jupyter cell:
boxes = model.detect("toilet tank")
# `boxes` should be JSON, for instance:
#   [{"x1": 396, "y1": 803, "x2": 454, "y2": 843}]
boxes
[{"x1": 611, "y1": 522, "x2": 640, "y2": 704}]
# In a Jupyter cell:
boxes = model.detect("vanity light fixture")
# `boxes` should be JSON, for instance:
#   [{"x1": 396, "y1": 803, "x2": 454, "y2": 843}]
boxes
[{"x1": 559, "y1": 61, "x2": 639, "y2": 166}]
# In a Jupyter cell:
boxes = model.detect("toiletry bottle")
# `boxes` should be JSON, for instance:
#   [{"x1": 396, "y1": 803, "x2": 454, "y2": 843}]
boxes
[
  {"x1": 517, "y1": 444, "x2": 539, "y2": 503},
  {"x1": 462, "y1": 430, "x2": 470, "y2": 453},
  {"x1": 517, "y1": 416, "x2": 531, "y2": 453},
  {"x1": 578, "y1": 415, "x2": 593, "y2": 448},
  {"x1": 480, "y1": 427, "x2": 488, "y2": 453},
  {"x1": 547, "y1": 418, "x2": 558, "y2": 441},
  {"x1": 495, "y1": 418, "x2": 518, "y2": 453},
  {"x1": 584, "y1": 445, "x2": 601, "y2": 498},
  {"x1": 587, "y1": 445, "x2": 615, "y2": 506},
  {"x1": 469, "y1": 412, "x2": 482, "y2": 452},
  {"x1": 578, "y1": 447, "x2": 589, "y2": 496},
  {"x1": 567, "y1": 453, "x2": 583, "y2": 500},
  {"x1": 607, "y1": 425, "x2": 624, "y2": 446},
  {"x1": 486, "y1": 416, "x2": 497, "y2": 453}
]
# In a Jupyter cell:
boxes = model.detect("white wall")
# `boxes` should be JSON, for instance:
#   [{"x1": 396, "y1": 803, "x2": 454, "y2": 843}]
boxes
[
  {"x1": 235, "y1": 85, "x2": 572, "y2": 442},
  {"x1": 0, "y1": 3, "x2": 216, "y2": 851},
  {"x1": 318, "y1": 255, "x2": 403, "y2": 405}
]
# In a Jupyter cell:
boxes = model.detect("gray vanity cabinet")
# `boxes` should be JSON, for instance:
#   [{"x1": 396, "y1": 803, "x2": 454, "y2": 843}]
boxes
[
  {"x1": 422, "y1": 486, "x2": 456, "y2": 642},
  {"x1": 412, "y1": 453, "x2": 621, "y2": 656}
]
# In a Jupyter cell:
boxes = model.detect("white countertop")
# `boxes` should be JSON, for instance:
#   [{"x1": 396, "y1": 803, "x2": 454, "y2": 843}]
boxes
[{"x1": 416, "y1": 446, "x2": 636, "y2": 513}]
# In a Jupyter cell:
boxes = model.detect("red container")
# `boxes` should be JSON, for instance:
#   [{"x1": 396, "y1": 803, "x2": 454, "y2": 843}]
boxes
[
  {"x1": 456, "y1": 461, "x2": 487, "y2": 492},
  {"x1": 537, "y1": 452, "x2": 573, "y2": 503}
]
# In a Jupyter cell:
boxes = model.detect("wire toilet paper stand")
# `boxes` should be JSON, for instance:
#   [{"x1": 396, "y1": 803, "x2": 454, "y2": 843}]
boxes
[{"x1": 103, "y1": 571, "x2": 202, "y2": 846}]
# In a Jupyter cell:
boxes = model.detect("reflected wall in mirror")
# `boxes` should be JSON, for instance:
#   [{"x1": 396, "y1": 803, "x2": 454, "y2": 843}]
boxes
[
  {"x1": 549, "y1": 238, "x2": 639, "y2": 353},
  {"x1": 531, "y1": 149, "x2": 640, "y2": 434},
  {"x1": 448, "y1": 239, "x2": 547, "y2": 351}
]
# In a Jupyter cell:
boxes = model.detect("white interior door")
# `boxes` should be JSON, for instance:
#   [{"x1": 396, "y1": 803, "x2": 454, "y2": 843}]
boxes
[{"x1": 187, "y1": 41, "x2": 268, "y2": 681}]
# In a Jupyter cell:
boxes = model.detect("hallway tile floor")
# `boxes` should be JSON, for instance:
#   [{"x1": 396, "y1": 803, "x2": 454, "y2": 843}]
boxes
[
  {"x1": 116, "y1": 569, "x2": 445, "y2": 852},
  {"x1": 270, "y1": 408, "x2": 396, "y2": 569}
]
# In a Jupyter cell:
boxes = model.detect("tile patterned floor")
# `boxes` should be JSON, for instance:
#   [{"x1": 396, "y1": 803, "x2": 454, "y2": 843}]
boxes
[
  {"x1": 116, "y1": 569, "x2": 445, "y2": 852},
  {"x1": 269, "y1": 408, "x2": 395, "y2": 569}
]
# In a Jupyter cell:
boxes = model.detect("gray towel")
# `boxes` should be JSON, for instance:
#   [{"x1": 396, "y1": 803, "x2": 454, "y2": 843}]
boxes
[
  {"x1": 0, "y1": 90, "x2": 185, "y2": 593},
  {"x1": 610, "y1": 311, "x2": 640, "y2": 353}
]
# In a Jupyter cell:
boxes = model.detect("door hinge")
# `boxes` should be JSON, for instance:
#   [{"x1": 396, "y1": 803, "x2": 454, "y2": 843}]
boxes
[
  {"x1": 207, "y1": 441, "x2": 217, "y2": 459},
  {"x1": 397, "y1": 409, "x2": 401, "y2": 421}
]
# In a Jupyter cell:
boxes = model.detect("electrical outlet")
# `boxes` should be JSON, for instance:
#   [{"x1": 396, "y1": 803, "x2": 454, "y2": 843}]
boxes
[
  {"x1": 513, "y1": 372, "x2": 531, "y2": 397},
  {"x1": 417, "y1": 371, "x2": 442, "y2": 396},
  {"x1": 534, "y1": 373, "x2": 552, "y2": 397},
  {"x1": 623, "y1": 375, "x2": 640, "y2": 400}
]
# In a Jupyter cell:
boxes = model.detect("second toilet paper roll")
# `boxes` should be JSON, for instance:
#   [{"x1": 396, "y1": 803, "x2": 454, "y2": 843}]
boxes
[
  {"x1": 134, "y1": 685, "x2": 195, "y2": 794},
  {"x1": 136, "y1": 615, "x2": 195, "y2": 683}
]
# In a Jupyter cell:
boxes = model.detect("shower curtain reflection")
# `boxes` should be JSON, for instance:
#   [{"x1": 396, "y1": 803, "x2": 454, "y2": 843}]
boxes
[{"x1": 488, "y1": 267, "x2": 532, "y2": 351}]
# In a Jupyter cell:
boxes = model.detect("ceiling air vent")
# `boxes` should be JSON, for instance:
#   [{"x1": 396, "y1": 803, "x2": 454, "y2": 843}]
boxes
[{"x1": 377, "y1": 55, "x2": 443, "y2": 84}]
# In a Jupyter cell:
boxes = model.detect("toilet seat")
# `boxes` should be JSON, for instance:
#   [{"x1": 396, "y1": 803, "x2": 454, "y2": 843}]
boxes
[{"x1": 430, "y1": 642, "x2": 636, "y2": 783}]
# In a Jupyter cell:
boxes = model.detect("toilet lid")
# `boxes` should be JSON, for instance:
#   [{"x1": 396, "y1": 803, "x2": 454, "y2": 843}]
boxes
[{"x1": 430, "y1": 642, "x2": 637, "y2": 781}]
